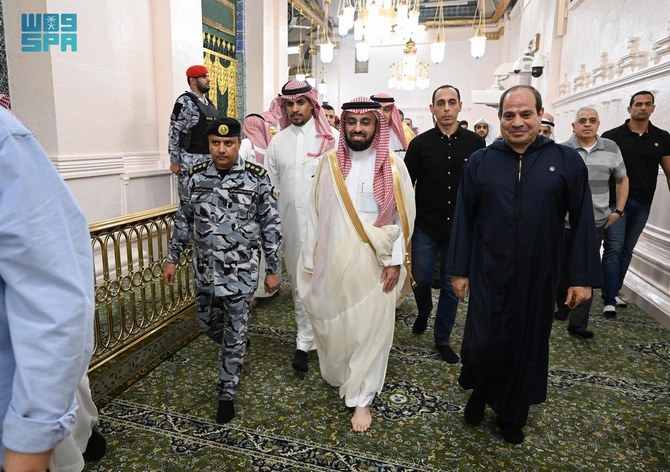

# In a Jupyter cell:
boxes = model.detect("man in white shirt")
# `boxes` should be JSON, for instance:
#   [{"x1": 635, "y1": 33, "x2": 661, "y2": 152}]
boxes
[
  {"x1": 539, "y1": 112, "x2": 555, "y2": 139},
  {"x1": 473, "y1": 117, "x2": 496, "y2": 145},
  {"x1": 265, "y1": 81, "x2": 336, "y2": 373},
  {"x1": 298, "y1": 97, "x2": 415, "y2": 432}
]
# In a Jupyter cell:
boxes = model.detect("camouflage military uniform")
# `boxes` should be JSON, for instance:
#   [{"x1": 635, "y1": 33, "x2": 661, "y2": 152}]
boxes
[
  {"x1": 168, "y1": 93, "x2": 216, "y2": 202},
  {"x1": 167, "y1": 157, "x2": 282, "y2": 400}
]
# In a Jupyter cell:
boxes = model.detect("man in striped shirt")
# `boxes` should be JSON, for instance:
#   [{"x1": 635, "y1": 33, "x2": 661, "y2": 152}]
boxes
[{"x1": 554, "y1": 107, "x2": 629, "y2": 338}]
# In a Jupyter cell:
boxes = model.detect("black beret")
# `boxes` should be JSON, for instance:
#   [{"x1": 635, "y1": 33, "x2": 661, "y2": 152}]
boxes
[{"x1": 206, "y1": 117, "x2": 241, "y2": 137}]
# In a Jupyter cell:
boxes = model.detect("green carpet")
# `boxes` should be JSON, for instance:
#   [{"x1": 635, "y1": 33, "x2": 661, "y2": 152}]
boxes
[{"x1": 86, "y1": 280, "x2": 670, "y2": 471}]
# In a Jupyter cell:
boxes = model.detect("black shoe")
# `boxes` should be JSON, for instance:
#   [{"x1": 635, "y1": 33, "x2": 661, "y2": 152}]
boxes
[
  {"x1": 412, "y1": 315, "x2": 429, "y2": 334},
  {"x1": 216, "y1": 399, "x2": 235, "y2": 424},
  {"x1": 292, "y1": 349, "x2": 308, "y2": 373},
  {"x1": 436, "y1": 345, "x2": 460, "y2": 364},
  {"x1": 497, "y1": 418, "x2": 525, "y2": 444},
  {"x1": 553, "y1": 309, "x2": 569, "y2": 321},
  {"x1": 615, "y1": 295, "x2": 628, "y2": 308},
  {"x1": 464, "y1": 393, "x2": 485, "y2": 425},
  {"x1": 567, "y1": 325, "x2": 594, "y2": 339},
  {"x1": 603, "y1": 305, "x2": 617, "y2": 319},
  {"x1": 246, "y1": 338, "x2": 251, "y2": 349},
  {"x1": 82, "y1": 429, "x2": 107, "y2": 462}
]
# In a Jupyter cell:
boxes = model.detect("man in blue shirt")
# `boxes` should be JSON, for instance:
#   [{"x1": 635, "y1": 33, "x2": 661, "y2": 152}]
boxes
[{"x1": 0, "y1": 107, "x2": 94, "y2": 471}]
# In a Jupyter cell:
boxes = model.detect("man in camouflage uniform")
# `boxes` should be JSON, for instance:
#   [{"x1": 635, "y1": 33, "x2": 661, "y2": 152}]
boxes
[
  {"x1": 163, "y1": 117, "x2": 282, "y2": 424},
  {"x1": 168, "y1": 64, "x2": 221, "y2": 203}
]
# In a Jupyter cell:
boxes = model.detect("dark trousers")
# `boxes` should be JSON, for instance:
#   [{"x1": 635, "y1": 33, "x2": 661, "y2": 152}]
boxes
[
  {"x1": 411, "y1": 227, "x2": 459, "y2": 346},
  {"x1": 555, "y1": 225, "x2": 604, "y2": 329}
]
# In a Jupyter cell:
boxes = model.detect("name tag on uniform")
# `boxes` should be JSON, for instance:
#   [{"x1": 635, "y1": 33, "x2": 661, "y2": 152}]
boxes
[
  {"x1": 230, "y1": 188, "x2": 254, "y2": 195},
  {"x1": 192, "y1": 186, "x2": 212, "y2": 193}
]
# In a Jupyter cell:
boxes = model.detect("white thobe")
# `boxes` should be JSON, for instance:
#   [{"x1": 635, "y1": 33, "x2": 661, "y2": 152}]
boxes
[
  {"x1": 388, "y1": 131, "x2": 406, "y2": 160},
  {"x1": 298, "y1": 147, "x2": 416, "y2": 408},
  {"x1": 342, "y1": 147, "x2": 403, "y2": 406},
  {"x1": 238, "y1": 138, "x2": 271, "y2": 298},
  {"x1": 346, "y1": 148, "x2": 404, "y2": 267},
  {"x1": 266, "y1": 117, "x2": 336, "y2": 351}
]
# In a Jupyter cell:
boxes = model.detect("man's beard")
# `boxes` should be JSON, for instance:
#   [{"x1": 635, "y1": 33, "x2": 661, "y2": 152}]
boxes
[
  {"x1": 197, "y1": 83, "x2": 210, "y2": 94},
  {"x1": 345, "y1": 134, "x2": 374, "y2": 152}
]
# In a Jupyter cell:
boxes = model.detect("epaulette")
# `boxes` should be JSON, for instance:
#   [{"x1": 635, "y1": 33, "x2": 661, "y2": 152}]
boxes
[
  {"x1": 188, "y1": 161, "x2": 210, "y2": 176},
  {"x1": 245, "y1": 161, "x2": 267, "y2": 177}
]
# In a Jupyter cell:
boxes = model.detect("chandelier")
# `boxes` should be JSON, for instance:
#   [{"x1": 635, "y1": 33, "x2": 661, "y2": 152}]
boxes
[
  {"x1": 388, "y1": 38, "x2": 430, "y2": 91},
  {"x1": 337, "y1": 0, "x2": 424, "y2": 61}
]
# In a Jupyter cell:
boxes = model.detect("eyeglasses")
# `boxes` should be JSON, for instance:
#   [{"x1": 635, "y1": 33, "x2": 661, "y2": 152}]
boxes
[{"x1": 344, "y1": 117, "x2": 376, "y2": 127}]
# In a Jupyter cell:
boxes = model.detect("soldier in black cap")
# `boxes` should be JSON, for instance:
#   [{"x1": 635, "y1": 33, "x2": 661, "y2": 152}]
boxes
[{"x1": 163, "y1": 117, "x2": 282, "y2": 424}]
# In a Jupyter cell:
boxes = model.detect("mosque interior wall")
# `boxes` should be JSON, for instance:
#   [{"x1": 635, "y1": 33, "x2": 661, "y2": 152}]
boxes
[{"x1": 1, "y1": 0, "x2": 668, "y2": 321}]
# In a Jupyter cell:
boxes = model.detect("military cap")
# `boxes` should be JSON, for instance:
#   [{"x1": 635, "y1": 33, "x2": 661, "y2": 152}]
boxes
[
  {"x1": 186, "y1": 65, "x2": 208, "y2": 78},
  {"x1": 206, "y1": 117, "x2": 242, "y2": 137}
]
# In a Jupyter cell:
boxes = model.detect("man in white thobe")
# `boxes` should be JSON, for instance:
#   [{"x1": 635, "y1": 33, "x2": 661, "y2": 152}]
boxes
[
  {"x1": 473, "y1": 117, "x2": 496, "y2": 145},
  {"x1": 265, "y1": 81, "x2": 337, "y2": 373},
  {"x1": 297, "y1": 97, "x2": 415, "y2": 432},
  {"x1": 370, "y1": 92, "x2": 413, "y2": 159},
  {"x1": 240, "y1": 113, "x2": 275, "y2": 303}
]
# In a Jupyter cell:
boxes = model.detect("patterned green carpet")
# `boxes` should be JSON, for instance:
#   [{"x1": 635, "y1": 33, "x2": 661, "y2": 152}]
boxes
[{"x1": 87, "y1": 279, "x2": 670, "y2": 471}]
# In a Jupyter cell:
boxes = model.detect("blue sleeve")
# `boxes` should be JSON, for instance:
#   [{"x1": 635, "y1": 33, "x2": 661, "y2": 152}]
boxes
[{"x1": 0, "y1": 113, "x2": 94, "y2": 459}]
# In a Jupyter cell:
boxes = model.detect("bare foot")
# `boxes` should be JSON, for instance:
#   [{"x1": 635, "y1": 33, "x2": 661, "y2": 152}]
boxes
[{"x1": 351, "y1": 406, "x2": 372, "y2": 432}]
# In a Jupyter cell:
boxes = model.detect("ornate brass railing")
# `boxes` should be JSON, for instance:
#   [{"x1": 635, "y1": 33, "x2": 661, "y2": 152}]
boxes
[{"x1": 88, "y1": 205, "x2": 194, "y2": 371}]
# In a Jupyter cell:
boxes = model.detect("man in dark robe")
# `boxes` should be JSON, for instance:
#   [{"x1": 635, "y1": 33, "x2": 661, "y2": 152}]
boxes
[{"x1": 446, "y1": 85, "x2": 602, "y2": 444}]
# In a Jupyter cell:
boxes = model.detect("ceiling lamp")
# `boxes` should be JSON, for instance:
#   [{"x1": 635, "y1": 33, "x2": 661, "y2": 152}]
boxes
[
  {"x1": 402, "y1": 38, "x2": 417, "y2": 73},
  {"x1": 470, "y1": 0, "x2": 487, "y2": 59},
  {"x1": 320, "y1": 38, "x2": 334, "y2": 64},
  {"x1": 318, "y1": 4, "x2": 334, "y2": 64},
  {"x1": 353, "y1": 9, "x2": 368, "y2": 41},
  {"x1": 336, "y1": 0, "x2": 354, "y2": 35},
  {"x1": 295, "y1": 30, "x2": 307, "y2": 81},
  {"x1": 430, "y1": 0, "x2": 446, "y2": 64},
  {"x1": 356, "y1": 34, "x2": 370, "y2": 62},
  {"x1": 319, "y1": 77, "x2": 328, "y2": 97}
]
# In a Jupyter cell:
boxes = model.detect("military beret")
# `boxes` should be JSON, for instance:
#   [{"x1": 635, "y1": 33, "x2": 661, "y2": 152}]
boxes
[
  {"x1": 206, "y1": 117, "x2": 241, "y2": 137},
  {"x1": 186, "y1": 65, "x2": 208, "y2": 78}
]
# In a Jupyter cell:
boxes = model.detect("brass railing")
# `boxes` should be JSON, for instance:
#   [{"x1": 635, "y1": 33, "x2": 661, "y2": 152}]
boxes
[{"x1": 88, "y1": 205, "x2": 194, "y2": 371}]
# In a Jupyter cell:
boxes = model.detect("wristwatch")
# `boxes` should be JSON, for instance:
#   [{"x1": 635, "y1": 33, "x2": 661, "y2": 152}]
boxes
[{"x1": 613, "y1": 208, "x2": 624, "y2": 217}]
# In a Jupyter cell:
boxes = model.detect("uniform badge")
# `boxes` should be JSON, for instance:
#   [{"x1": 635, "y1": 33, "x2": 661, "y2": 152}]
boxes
[
  {"x1": 549, "y1": 166, "x2": 556, "y2": 172},
  {"x1": 271, "y1": 186, "x2": 278, "y2": 200},
  {"x1": 218, "y1": 124, "x2": 229, "y2": 135}
]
